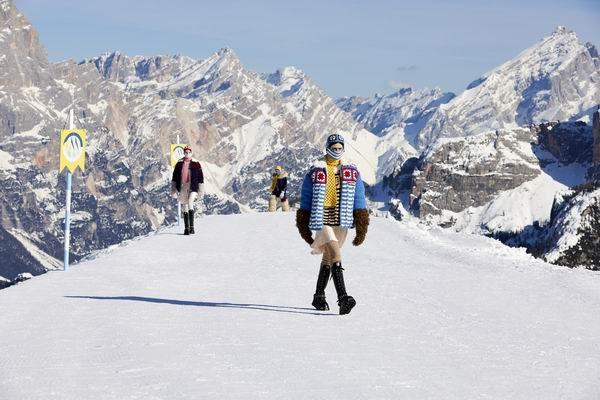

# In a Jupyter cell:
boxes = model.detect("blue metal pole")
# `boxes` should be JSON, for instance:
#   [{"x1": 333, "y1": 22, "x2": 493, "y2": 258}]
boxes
[{"x1": 64, "y1": 171, "x2": 72, "y2": 271}]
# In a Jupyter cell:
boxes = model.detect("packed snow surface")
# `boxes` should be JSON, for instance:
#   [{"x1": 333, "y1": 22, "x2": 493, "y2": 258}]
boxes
[{"x1": 1, "y1": 213, "x2": 600, "y2": 399}]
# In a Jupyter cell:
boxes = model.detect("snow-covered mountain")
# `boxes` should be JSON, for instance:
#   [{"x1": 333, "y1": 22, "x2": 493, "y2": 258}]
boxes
[
  {"x1": 382, "y1": 118, "x2": 598, "y2": 271},
  {"x1": 0, "y1": 0, "x2": 394, "y2": 282},
  {"x1": 417, "y1": 26, "x2": 600, "y2": 148},
  {"x1": 0, "y1": 0, "x2": 204, "y2": 280},
  {"x1": 336, "y1": 88, "x2": 455, "y2": 176},
  {"x1": 401, "y1": 121, "x2": 592, "y2": 230},
  {"x1": 360, "y1": 27, "x2": 600, "y2": 269},
  {"x1": 81, "y1": 49, "x2": 385, "y2": 203},
  {"x1": 2, "y1": 213, "x2": 600, "y2": 399},
  {"x1": 337, "y1": 87, "x2": 454, "y2": 144},
  {"x1": 409, "y1": 126, "x2": 543, "y2": 219},
  {"x1": 2, "y1": 0, "x2": 599, "y2": 282},
  {"x1": 0, "y1": 0, "x2": 119, "y2": 278}
]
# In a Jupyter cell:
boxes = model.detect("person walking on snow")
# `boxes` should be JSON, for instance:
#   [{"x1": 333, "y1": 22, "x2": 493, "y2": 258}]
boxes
[
  {"x1": 295, "y1": 133, "x2": 369, "y2": 315},
  {"x1": 268, "y1": 165, "x2": 290, "y2": 212},
  {"x1": 171, "y1": 145, "x2": 204, "y2": 235}
]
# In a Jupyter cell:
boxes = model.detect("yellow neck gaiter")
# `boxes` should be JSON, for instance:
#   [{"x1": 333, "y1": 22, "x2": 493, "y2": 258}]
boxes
[
  {"x1": 324, "y1": 157, "x2": 341, "y2": 207},
  {"x1": 270, "y1": 174, "x2": 278, "y2": 192}
]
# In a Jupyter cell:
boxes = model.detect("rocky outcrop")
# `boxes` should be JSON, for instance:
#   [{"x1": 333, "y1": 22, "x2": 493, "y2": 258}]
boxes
[
  {"x1": 593, "y1": 108, "x2": 600, "y2": 166},
  {"x1": 400, "y1": 120, "x2": 594, "y2": 233},
  {"x1": 408, "y1": 127, "x2": 540, "y2": 217},
  {"x1": 538, "y1": 121, "x2": 593, "y2": 165},
  {"x1": 539, "y1": 183, "x2": 600, "y2": 270},
  {"x1": 0, "y1": 276, "x2": 10, "y2": 289}
]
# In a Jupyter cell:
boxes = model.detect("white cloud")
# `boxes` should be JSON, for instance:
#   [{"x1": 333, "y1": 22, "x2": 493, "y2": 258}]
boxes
[
  {"x1": 397, "y1": 65, "x2": 418, "y2": 72},
  {"x1": 387, "y1": 80, "x2": 414, "y2": 90}
]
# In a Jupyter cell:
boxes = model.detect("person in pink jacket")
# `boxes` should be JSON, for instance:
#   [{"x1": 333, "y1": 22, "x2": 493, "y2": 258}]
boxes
[{"x1": 171, "y1": 146, "x2": 204, "y2": 235}]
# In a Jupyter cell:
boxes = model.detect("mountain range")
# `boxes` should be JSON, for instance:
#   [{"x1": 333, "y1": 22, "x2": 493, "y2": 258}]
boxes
[{"x1": 1, "y1": 0, "x2": 599, "y2": 285}]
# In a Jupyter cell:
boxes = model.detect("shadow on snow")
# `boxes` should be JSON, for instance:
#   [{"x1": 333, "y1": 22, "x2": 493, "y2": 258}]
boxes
[{"x1": 65, "y1": 295, "x2": 334, "y2": 316}]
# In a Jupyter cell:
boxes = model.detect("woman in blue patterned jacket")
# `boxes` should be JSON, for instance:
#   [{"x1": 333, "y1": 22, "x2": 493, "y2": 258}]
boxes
[{"x1": 296, "y1": 133, "x2": 370, "y2": 315}]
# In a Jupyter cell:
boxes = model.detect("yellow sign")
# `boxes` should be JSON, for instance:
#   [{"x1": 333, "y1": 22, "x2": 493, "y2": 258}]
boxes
[
  {"x1": 60, "y1": 129, "x2": 86, "y2": 173},
  {"x1": 170, "y1": 144, "x2": 187, "y2": 167}
]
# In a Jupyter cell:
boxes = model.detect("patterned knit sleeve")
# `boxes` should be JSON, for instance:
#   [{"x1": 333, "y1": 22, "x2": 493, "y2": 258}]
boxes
[{"x1": 299, "y1": 171, "x2": 313, "y2": 210}]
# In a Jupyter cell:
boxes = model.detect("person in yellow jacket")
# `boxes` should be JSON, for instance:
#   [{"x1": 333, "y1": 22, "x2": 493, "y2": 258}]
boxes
[{"x1": 268, "y1": 166, "x2": 290, "y2": 212}]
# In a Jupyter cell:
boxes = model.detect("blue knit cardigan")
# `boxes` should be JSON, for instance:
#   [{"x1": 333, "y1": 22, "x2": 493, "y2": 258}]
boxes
[{"x1": 299, "y1": 160, "x2": 366, "y2": 230}]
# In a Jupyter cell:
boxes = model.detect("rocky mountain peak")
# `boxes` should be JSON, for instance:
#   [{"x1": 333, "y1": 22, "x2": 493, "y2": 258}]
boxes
[
  {"x1": 0, "y1": 0, "x2": 16, "y2": 19},
  {"x1": 212, "y1": 47, "x2": 242, "y2": 68},
  {"x1": 88, "y1": 51, "x2": 198, "y2": 85},
  {"x1": 585, "y1": 42, "x2": 599, "y2": 59},
  {"x1": 336, "y1": 95, "x2": 369, "y2": 113},
  {"x1": 390, "y1": 87, "x2": 413, "y2": 97},
  {"x1": 531, "y1": 25, "x2": 580, "y2": 60},
  {"x1": 552, "y1": 25, "x2": 573, "y2": 36},
  {"x1": 593, "y1": 108, "x2": 600, "y2": 166},
  {"x1": 216, "y1": 47, "x2": 235, "y2": 57},
  {"x1": 0, "y1": 0, "x2": 44, "y2": 57},
  {"x1": 0, "y1": 0, "x2": 34, "y2": 39},
  {"x1": 0, "y1": 0, "x2": 48, "y2": 87},
  {"x1": 265, "y1": 66, "x2": 308, "y2": 96},
  {"x1": 90, "y1": 51, "x2": 127, "y2": 81},
  {"x1": 336, "y1": 85, "x2": 455, "y2": 144},
  {"x1": 417, "y1": 27, "x2": 600, "y2": 148},
  {"x1": 266, "y1": 66, "x2": 304, "y2": 84}
]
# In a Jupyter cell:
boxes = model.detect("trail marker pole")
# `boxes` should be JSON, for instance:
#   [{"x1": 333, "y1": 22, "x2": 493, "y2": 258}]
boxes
[{"x1": 63, "y1": 110, "x2": 74, "y2": 271}]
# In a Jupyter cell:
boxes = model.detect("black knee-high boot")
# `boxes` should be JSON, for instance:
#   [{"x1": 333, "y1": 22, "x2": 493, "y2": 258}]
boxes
[
  {"x1": 331, "y1": 262, "x2": 356, "y2": 315},
  {"x1": 183, "y1": 211, "x2": 190, "y2": 235},
  {"x1": 189, "y1": 209, "x2": 195, "y2": 234},
  {"x1": 312, "y1": 264, "x2": 330, "y2": 311}
]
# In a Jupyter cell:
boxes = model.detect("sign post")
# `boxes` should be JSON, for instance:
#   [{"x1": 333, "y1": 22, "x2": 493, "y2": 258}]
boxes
[{"x1": 60, "y1": 109, "x2": 86, "y2": 271}]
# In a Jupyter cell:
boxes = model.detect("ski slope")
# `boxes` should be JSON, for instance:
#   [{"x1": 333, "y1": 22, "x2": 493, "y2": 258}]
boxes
[{"x1": 1, "y1": 213, "x2": 600, "y2": 399}]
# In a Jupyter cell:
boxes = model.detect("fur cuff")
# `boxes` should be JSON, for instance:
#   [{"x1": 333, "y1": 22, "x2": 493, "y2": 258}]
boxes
[
  {"x1": 296, "y1": 209, "x2": 314, "y2": 245},
  {"x1": 352, "y1": 209, "x2": 369, "y2": 246}
]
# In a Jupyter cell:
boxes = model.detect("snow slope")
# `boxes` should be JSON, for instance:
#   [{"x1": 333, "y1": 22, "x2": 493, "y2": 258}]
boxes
[{"x1": 1, "y1": 213, "x2": 600, "y2": 399}]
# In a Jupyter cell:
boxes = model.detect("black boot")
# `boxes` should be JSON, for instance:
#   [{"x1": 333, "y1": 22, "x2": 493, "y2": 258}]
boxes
[
  {"x1": 312, "y1": 264, "x2": 330, "y2": 311},
  {"x1": 331, "y1": 262, "x2": 356, "y2": 315},
  {"x1": 189, "y1": 209, "x2": 195, "y2": 234},
  {"x1": 183, "y1": 211, "x2": 190, "y2": 235}
]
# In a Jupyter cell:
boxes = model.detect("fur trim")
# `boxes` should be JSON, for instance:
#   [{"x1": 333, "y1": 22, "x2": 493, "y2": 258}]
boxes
[
  {"x1": 310, "y1": 158, "x2": 358, "y2": 170},
  {"x1": 312, "y1": 160, "x2": 327, "y2": 169},
  {"x1": 352, "y1": 209, "x2": 369, "y2": 246},
  {"x1": 296, "y1": 209, "x2": 314, "y2": 245}
]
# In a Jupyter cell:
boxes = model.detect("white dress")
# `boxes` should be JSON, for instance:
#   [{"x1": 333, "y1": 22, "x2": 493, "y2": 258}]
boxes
[{"x1": 310, "y1": 226, "x2": 348, "y2": 255}]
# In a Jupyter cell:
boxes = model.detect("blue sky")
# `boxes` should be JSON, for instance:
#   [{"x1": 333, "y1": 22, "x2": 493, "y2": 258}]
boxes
[{"x1": 14, "y1": 0, "x2": 600, "y2": 98}]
